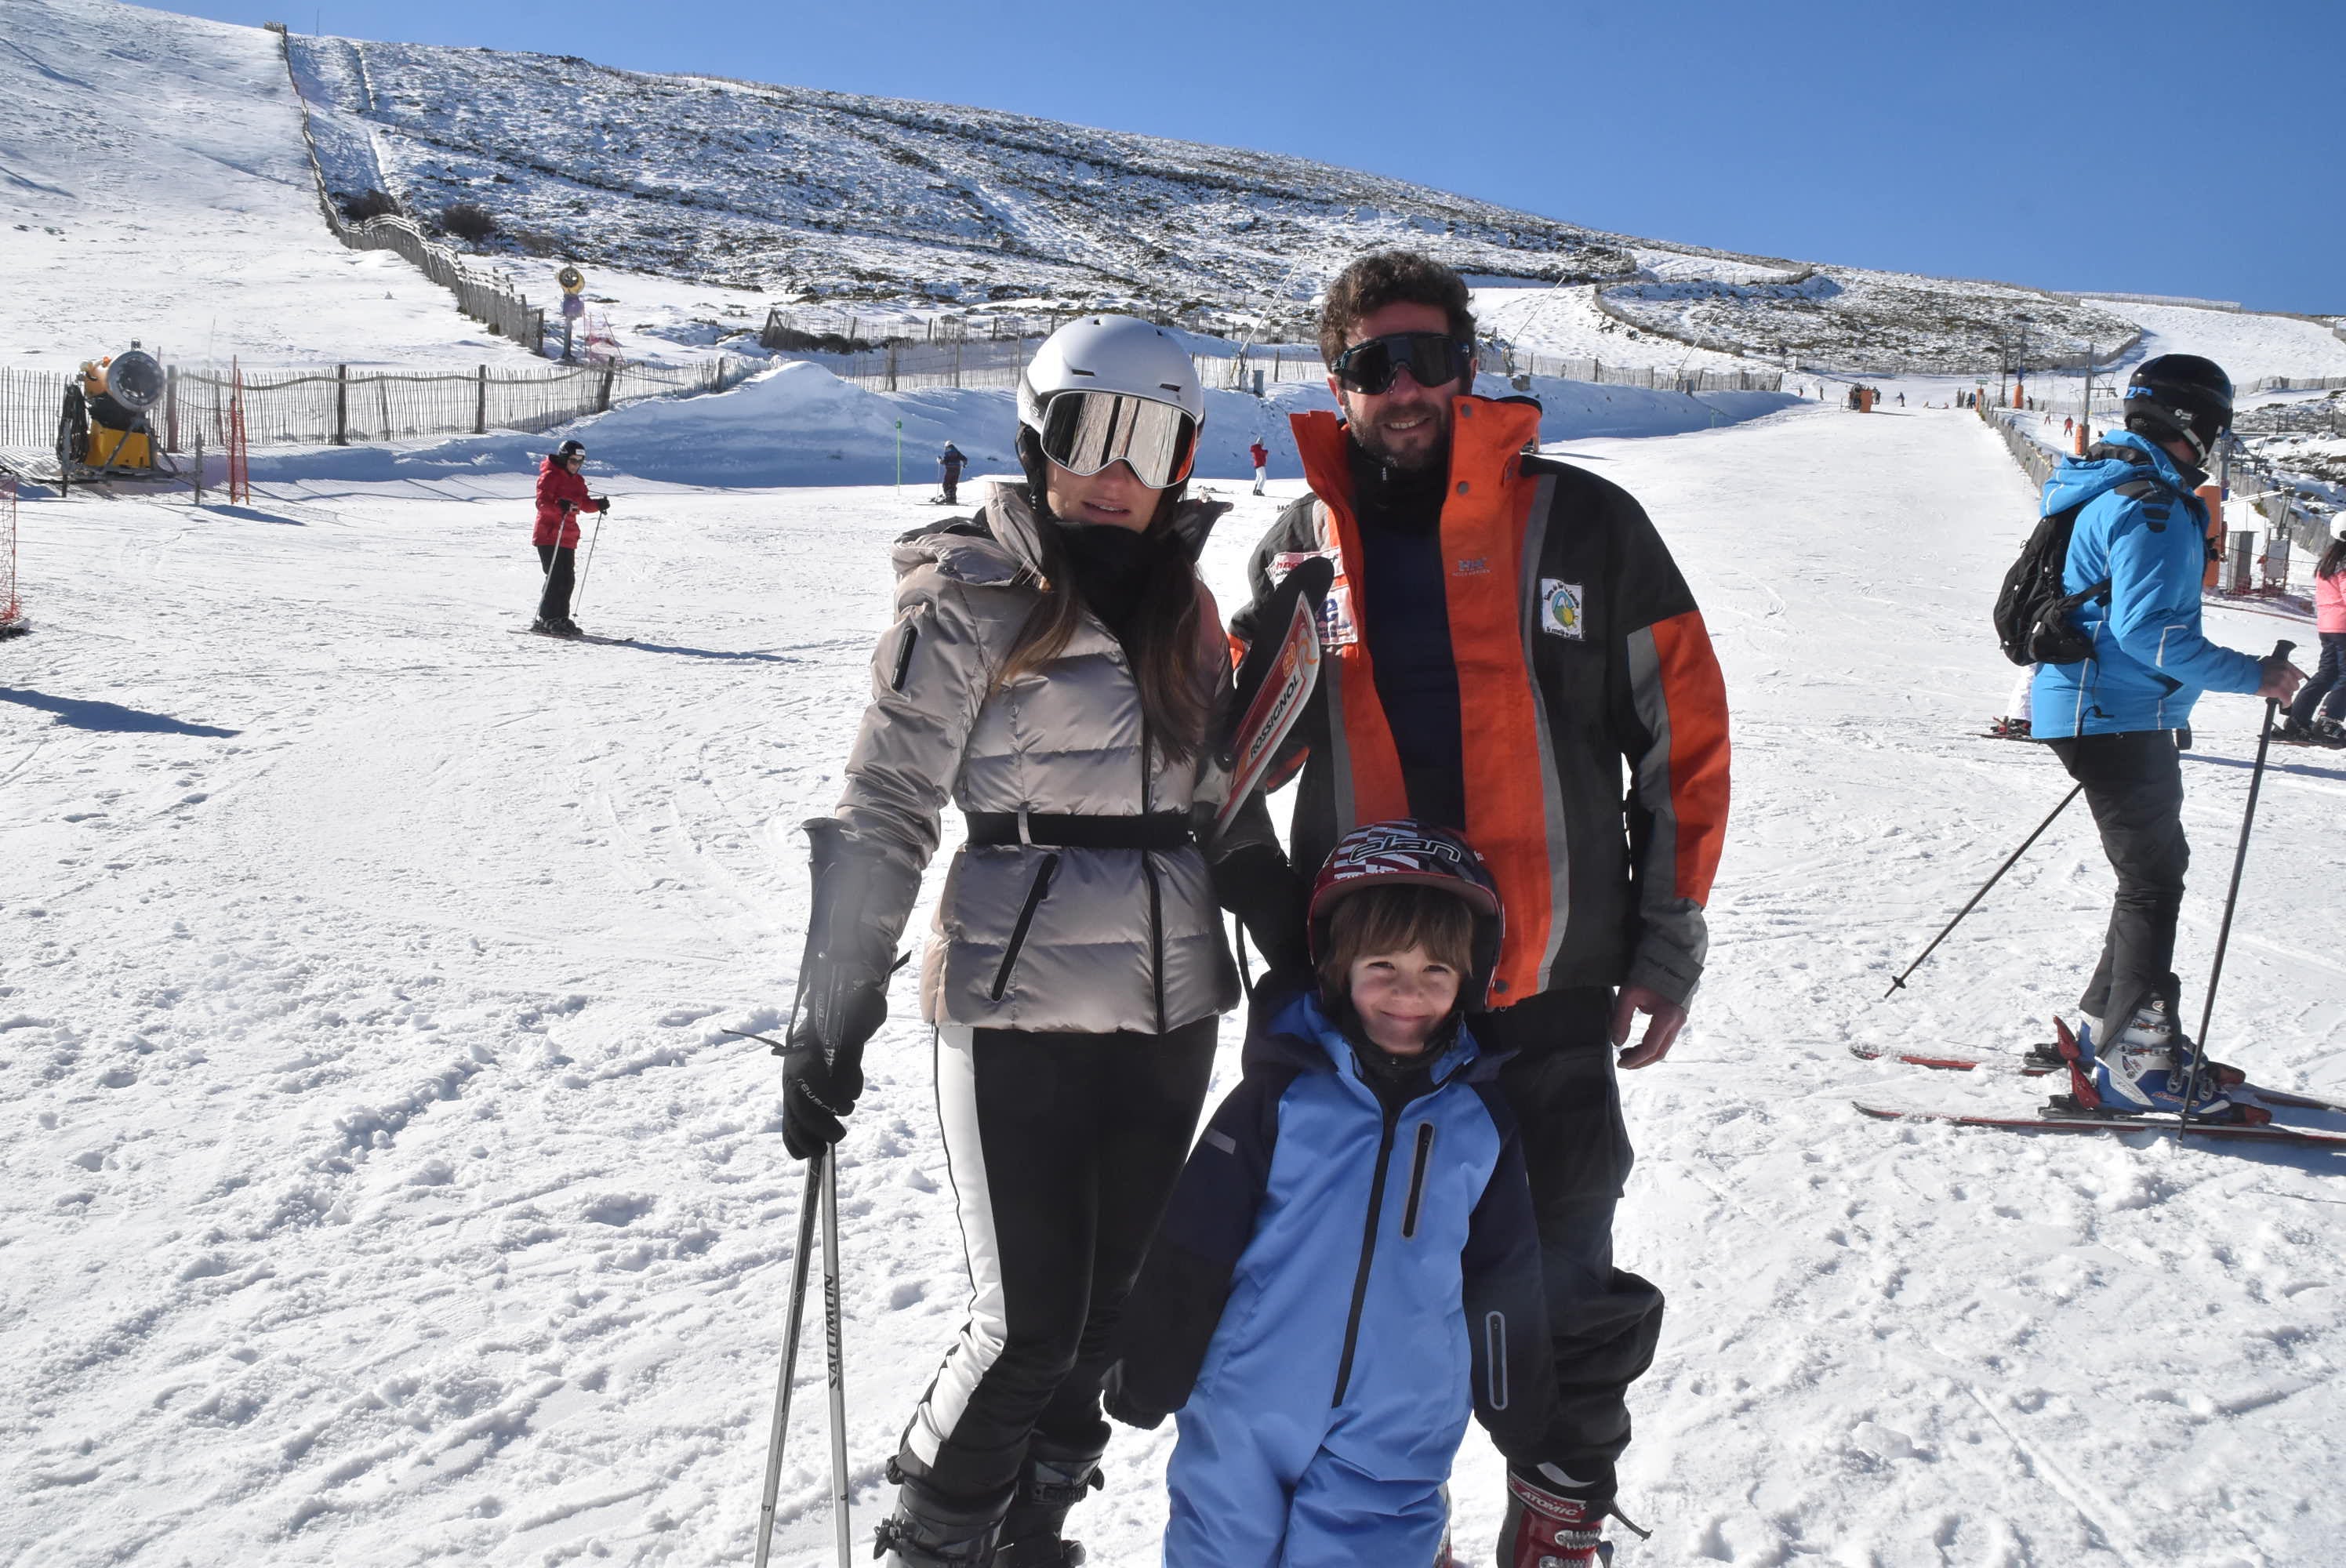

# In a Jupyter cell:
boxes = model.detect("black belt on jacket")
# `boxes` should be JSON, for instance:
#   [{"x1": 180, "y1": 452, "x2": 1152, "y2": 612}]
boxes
[{"x1": 964, "y1": 811, "x2": 1194, "y2": 851}]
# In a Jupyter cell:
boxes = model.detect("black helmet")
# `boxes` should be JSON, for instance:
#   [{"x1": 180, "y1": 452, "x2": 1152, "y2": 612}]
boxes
[
  {"x1": 2123, "y1": 354, "x2": 2232, "y2": 464},
  {"x1": 556, "y1": 439, "x2": 587, "y2": 459}
]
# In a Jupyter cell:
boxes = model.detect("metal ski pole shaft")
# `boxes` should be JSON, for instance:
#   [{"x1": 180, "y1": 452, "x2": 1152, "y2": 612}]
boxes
[
  {"x1": 753, "y1": 1151, "x2": 825, "y2": 1568},
  {"x1": 1882, "y1": 782, "x2": 2083, "y2": 1000},
  {"x1": 573, "y1": 506, "x2": 607, "y2": 615},
  {"x1": 2179, "y1": 639, "x2": 2293, "y2": 1135},
  {"x1": 822, "y1": 1149, "x2": 853, "y2": 1566}
]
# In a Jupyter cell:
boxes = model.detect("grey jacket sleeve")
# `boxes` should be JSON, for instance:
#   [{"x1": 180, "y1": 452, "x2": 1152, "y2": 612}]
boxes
[{"x1": 830, "y1": 568, "x2": 994, "y2": 977}]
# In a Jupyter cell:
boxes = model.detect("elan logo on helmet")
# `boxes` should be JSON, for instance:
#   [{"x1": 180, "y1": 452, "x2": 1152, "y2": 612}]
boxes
[{"x1": 1331, "y1": 827, "x2": 1471, "y2": 875}]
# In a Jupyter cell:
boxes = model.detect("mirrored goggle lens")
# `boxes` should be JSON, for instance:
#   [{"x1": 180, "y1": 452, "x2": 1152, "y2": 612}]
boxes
[
  {"x1": 1333, "y1": 332, "x2": 1471, "y2": 394},
  {"x1": 1037, "y1": 391, "x2": 1199, "y2": 490}
]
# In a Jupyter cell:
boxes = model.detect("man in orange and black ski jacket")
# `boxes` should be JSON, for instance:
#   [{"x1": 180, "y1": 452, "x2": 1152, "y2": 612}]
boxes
[{"x1": 1220, "y1": 252, "x2": 1729, "y2": 1554}]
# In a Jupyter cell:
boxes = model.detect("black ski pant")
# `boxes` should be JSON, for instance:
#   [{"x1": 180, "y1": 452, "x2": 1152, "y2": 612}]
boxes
[
  {"x1": 2046, "y1": 729, "x2": 2189, "y2": 1035},
  {"x1": 898, "y1": 1016, "x2": 1218, "y2": 1510},
  {"x1": 1480, "y1": 985, "x2": 1665, "y2": 1492},
  {"x1": 535, "y1": 543, "x2": 576, "y2": 623},
  {"x1": 2284, "y1": 631, "x2": 2346, "y2": 725},
  {"x1": 940, "y1": 474, "x2": 960, "y2": 504}
]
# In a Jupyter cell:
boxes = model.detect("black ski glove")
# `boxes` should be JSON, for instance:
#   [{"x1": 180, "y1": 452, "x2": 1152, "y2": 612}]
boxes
[
  {"x1": 777, "y1": 819, "x2": 893, "y2": 1160},
  {"x1": 1212, "y1": 841, "x2": 1311, "y2": 979},
  {"x1": 1099, "y1": 1362, "x2": 1167, "y2": 1431},
  {"x1": 593, "y1": 496, "x2": 611, "y2": 513},
  {"x1": 1217, "y1": 554, "x2": 1334, "y2": 768},
  {"x1": 779, "y1": 997, "x2": 878, "y2": 1159}
]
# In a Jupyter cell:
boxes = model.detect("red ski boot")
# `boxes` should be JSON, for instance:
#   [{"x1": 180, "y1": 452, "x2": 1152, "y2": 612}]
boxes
[{"x1": 1498, "y1": 1468, "x2": 1646, "y2": 1567}]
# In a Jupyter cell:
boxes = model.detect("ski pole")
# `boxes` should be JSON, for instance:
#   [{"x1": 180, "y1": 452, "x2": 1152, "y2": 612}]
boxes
[
  {"x1": 752, "y1": 1149, "x2": 824, "y2": 1568},
  {"x1": 573, "y1": 506, "x2": 607, "y2": 615},
  {"x1": 1881, "y1": 782, "x2": 2083, "y2": 1000},
  {"x1": 2178, "y1": 638, "x2": 2293, "y2": 1135},
  {"x1": 822, "y1": 1147, "x2": 853, "y2": 1567}
]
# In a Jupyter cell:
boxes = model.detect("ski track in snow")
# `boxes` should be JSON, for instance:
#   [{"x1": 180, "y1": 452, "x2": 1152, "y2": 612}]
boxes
[{"x1": 5, "y1": 402, "x2": 2346, "y2": 1563}]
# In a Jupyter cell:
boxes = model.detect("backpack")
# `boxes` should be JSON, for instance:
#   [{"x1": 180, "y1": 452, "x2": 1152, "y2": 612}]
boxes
[{"x1": 1992, "y1": 501, "x2": 2109, "y2": 666}]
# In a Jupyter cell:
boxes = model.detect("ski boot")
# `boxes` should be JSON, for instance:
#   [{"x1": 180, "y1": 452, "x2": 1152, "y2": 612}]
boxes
[
  {"x1": 994, "y1": 1436, "x2": 1105, "y2": 1567},
  {"x1": 2275, "y1": 715, "x2": 2315, "y2": 743},
  {"x1": 2060, "y1": 1006, "x2": 2261, "y2": 1122},
  {"x1": 2315, "y1": 717, "x2": 2346, "y2": 748},
  {"x1": 1498, "y1": 1465, "x2": 1647, "y2": 1567},
  {"x1": 873, "y1": 1467, "x2": 1008, "y2": 1567},
  {"x1": 1986, "y1": 715, "x2": 2032, "y2": 739}
]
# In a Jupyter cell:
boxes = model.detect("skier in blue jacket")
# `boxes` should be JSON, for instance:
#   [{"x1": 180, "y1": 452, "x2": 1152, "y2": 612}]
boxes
[
  {"x1": 1103, "y1": 821, "x2": 1557, "y2": 1568},
  {"x1": 2031, "y1": 354, "x2": 2302, "y2": 1120}
]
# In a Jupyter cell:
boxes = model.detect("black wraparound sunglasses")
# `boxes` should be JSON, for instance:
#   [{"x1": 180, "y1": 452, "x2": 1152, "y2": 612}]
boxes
[{"x1": 1331, "y1": 332, "x2": 1474, "y2": 394}]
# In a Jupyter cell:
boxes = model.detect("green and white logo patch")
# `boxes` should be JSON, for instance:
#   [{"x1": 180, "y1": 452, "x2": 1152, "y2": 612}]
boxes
[{"x1": 1539, "y1": 579, "x2": 1584, "y2": 640}]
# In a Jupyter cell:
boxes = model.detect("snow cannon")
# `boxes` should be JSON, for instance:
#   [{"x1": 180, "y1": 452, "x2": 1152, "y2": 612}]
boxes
[{"x1": 62, "y1": 345, "x2": 167, "y2": 474}]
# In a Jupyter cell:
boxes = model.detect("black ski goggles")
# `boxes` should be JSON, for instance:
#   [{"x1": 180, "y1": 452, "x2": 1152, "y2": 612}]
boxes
[
  {"x1": 1330, "y1": 332, "x2": 1474, "y2": 394},
  {"x1": 1035, "y1": 390, "x2": 1200, "y2": 490}
]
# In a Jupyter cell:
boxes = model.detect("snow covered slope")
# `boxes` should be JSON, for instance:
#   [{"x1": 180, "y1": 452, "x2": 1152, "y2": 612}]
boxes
[
  {"x1": 1592, "y1": 267, "x2": 2142, "y2": 376},
  {"x1": 0, "y1": 0, "x2": 554, "y2": 370},
  {"x1": 9, "y1": 0, "x2": 2335, "y2": 387},
  {"x1": 5, "y1": 402, "x2": 2341, "y2": 1567},
  {"x1": 279, "y1": 32, "x2": 1636, "y2": 321},
  {"x1": 2081, "y1": 297, "x2": 2346, "y2": 383}
]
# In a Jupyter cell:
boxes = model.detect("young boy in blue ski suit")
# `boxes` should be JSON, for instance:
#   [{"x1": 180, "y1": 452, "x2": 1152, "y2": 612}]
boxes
[{"x1": 1104, "y1": 820, "x2": 1554, "y2": 1567}]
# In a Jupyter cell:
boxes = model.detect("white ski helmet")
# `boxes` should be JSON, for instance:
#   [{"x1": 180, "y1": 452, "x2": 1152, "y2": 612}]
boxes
[
  {"x1": 2330, "y1": 514, "x2": 2346, "y2": 543},
  {"x1": 1016, "y1": 315, "x2": 1204, "y2": 494}
]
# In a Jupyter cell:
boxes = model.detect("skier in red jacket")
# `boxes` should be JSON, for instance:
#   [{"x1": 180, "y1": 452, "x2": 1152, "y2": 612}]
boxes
[
  {"x1": 532, "y1": 439, "x2": 609, "y2": 637},
  {"x1": 1249, "y1": 437, "x2": 1269, "y2": 495}
]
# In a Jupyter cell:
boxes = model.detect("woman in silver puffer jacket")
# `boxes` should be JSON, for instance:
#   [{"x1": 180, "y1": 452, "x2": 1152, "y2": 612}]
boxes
[{"x1": 779, "y1": 318, "x2": 1247, "y2": 1567}]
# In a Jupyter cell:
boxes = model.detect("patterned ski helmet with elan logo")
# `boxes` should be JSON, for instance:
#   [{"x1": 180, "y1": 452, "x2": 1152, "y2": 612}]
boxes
[{"x1": 1307, "y1": 819, "x2": 1505, "y2": 1007}]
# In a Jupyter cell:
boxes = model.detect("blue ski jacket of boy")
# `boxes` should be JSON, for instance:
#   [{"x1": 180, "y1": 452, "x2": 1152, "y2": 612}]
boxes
[
  {"x1": 2031, "y1": 431, "x2": 2263, "y2": 737},
  {"x1": 1106, "y1": 989, "x2": 1552, "y2": 1561}
]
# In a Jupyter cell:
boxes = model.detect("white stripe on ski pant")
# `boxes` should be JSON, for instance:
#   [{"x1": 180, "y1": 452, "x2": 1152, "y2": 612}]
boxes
[{"x1": 903, "y1": 1025, "x2": 1007, "y2": 1469}]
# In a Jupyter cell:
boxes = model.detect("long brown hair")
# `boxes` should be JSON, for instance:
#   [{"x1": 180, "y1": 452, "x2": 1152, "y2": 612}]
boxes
[
  {"x1": 997, "y1": 514, "x2": 1214, "y2": 762},
  {"x1": 2319, "y1": 537, "x2": 2346, "y2": 581}
]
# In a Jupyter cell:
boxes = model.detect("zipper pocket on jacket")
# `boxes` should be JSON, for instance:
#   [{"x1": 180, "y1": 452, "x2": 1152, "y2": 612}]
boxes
[
  {"x1": 989, "y1": 854, "x2": 1060, "y2": 1001},
  {"x1": 889, "y1": 617, "x2": 920, "y2": 691},
  {"x1": 1330, "y1": 1107, "x2": 1400, "y2": 1407},
  {"x1": 1399, "y1": 1122, "x2": 1436, "y2": 1240},
  {"x1": 1138, "y1": 714, "x2": 1166, "y2": 1033}
]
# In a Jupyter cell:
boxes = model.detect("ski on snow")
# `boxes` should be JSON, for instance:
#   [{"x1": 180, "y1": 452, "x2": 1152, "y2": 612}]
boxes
[
  {"x1": 1847, "y1": 1040, "x2": 2346, "y2": 1114},
  {"x1": 1853, "y1": 1098, "x2": 2346, "y2": 1150},
  {"x1": 512, "y1": 627, "x2": 636, "y2": 645}
]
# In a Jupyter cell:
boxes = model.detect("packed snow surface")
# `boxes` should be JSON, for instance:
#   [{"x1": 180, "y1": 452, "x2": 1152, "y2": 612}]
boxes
[
  {"x1": 0, "y1": 0, "x2": 557, "y2": 372},
  {"x1": 5, "y1": 399, "x2": 2341, "y2": 1567}
]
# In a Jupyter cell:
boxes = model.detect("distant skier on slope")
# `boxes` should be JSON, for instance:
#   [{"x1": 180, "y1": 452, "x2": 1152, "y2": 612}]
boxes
[
  {"x1": 1103, "y1": 821, "x2": 1556, "y2": 1567},
  {"x1": 532, "y1": 439, "x2": 608, "y2": 637},
  {"x1": 1224, "y1": 251, "x2": 1730, "y2": 1567},
  {"x1": 773, "y1": 317, "x2": 1275, "y2": 1567},
  {"x1": 937, "y1": 441, "x2": 966, "y2": 505},
  {"x1": 2030, "y1": 355, "x2": 2302, "y2": 1119},
  {"x1": 1248, "y1": 437, "x2": 1269, "y2": 495},
  {"x1": 2275, "y1": 517, "x2": 2346, "y2": 746}
]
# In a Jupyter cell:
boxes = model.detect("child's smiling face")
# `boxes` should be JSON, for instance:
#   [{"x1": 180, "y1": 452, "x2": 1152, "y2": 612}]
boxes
[{"x1": 1346, "y1": 944, "x2": 1461, "y2": 1056}]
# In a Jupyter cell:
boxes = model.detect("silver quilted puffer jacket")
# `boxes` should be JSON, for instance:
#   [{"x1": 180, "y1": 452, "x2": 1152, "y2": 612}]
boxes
[{"x1": 827, "y1": 482, "x2": 1241, "y2": 1036}]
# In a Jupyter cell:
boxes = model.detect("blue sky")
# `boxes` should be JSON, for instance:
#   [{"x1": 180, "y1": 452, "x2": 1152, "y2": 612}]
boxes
[{"x1": 176, "y1": 0, "x2": 2341, "y2": 312}]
